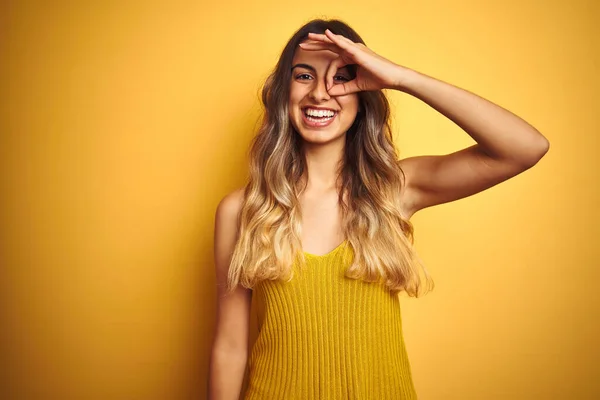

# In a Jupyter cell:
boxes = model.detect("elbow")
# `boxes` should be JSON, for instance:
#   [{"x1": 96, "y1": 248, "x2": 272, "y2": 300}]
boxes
[
  {"x1": 529, "y1": 136, "x2": 550, "y2": 166},
  {"x1": 518, "y1": 135, "x2": 550, "y2": 169}
]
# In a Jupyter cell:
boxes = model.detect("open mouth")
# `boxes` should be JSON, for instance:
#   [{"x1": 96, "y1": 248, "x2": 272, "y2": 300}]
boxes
[{"x1": 301, "y1": 107, "x2": 338, "y2": 127}]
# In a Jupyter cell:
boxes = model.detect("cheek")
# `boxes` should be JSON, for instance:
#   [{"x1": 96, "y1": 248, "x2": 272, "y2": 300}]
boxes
[
  {"x1": 339, "y1": 96, "x2": 359, "y2": 111},
  {"x1": 288, "y1": 92, "x2": 302, "y2": 110},
  {"x1": 341, "y1": 103, "x2": 359, "y2": 117}
]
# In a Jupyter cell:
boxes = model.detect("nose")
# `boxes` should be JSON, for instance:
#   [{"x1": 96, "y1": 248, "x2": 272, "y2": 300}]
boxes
[{"x1": 309, "y1": 77, "x2": 330, "y2": 102}]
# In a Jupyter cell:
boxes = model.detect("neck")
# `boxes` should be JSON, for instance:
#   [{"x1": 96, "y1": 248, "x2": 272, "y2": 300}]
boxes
[{"x1": 300, "y1": 137, "x2": 345, "y2": 192}]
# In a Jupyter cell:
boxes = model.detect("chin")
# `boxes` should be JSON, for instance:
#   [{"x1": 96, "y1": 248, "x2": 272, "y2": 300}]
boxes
[
  {"x1": 299, "y1": 130, "x2": 346, "y2": 144},
  {"x1": 292, "y1": 118, "x2": 352, "y2": 143}
]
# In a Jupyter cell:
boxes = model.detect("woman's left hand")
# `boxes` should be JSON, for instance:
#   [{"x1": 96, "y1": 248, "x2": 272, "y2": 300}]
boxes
[{"x1": 299, "y1": 29, "x2": 407, "y2": 96}]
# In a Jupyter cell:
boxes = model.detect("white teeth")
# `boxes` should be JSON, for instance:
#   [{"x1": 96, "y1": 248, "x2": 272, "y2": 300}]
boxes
[
  {"x1": 305, "y1": 108, "x2": 335, "y2": 117},
  {"x1": 306, "y1": 115, "x2": 333, "y2": 122}
]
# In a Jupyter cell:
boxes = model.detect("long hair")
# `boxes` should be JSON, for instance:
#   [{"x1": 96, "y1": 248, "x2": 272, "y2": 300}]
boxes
[{"x1": 226, "y1": 18, "x2": 434, "y2": 298}]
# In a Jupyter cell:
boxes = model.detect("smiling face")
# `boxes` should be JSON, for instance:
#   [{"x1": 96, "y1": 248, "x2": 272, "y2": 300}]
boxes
[{"x1": 289, "y1": 44, "x2": 360, "y2": 144}]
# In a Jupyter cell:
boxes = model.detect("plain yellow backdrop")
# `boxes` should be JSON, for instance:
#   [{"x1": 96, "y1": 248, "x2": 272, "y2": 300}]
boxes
[{"x1": 1, "y1": 1, "x2": 598, "y2": 399}]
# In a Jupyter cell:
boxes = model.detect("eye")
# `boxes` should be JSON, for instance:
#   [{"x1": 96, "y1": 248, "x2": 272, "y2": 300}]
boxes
[
  {"x1": 334, "y1": 75, "x2": 350, "y2": 82},
  {"x1": 295, "y1": 74, "x2": 350, "y2": 81}
]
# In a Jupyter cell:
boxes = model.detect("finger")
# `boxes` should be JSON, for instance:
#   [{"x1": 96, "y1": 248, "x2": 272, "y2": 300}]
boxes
[
  {"x1": 324, "y1": 29, "x2": 357, "y2": 53},
  {"x1": 325, "y1": 56, "x2": 348, "y2": 91},
  {"x1": 334, "y1": 33, "x2": 356, "y2": 46},
  {"x1": 298, "y1": 42, "x2": 341, "y2": 54},
  {"x1": 328, "y1": 79, "x2": 361, "y2": 97},
  {"x1": 307, "y1": 32, "x2": 335, "y2": 44},
  {"x1": 323, "y1": 35, "x2": 358, "y2": 61},
  {"x1": 300, "y1": 39, "x2": 327, "y2": 47}
]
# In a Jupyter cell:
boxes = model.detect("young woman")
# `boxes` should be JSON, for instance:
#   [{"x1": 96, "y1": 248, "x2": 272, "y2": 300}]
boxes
[{"x1": 208, "y1": 19, "x2": 549, "y2": 400}]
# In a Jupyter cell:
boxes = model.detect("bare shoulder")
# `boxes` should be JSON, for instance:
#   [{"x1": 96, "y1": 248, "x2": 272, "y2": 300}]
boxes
[
  {"x1": 216, "y1": 187, "x2": 245, "y2": 220},
  {"x1": 214, "y1": 186, "x2": 246, "y2": 282}
]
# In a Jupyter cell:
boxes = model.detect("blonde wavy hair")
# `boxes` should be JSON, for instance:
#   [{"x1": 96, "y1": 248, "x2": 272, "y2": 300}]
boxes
[{"x1": 226, "y1": 18, "x2": 434, "y2": 298}]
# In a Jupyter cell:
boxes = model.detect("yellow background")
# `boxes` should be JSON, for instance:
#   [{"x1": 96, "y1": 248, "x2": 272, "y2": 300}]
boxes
[{"x1": 1, "y1": 1, "x2": 598, "y2": 399}]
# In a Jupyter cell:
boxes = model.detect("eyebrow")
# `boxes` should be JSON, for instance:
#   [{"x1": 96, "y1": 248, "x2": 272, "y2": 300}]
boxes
[
  {"x1": 291, "y1": 63, "x2": 315, "y2": 72},
  {"x1": 291, "y1": 63, "x2": 350, "y2": 73}
]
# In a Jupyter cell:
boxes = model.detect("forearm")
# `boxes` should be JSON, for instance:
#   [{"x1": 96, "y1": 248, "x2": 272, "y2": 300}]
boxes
[
  {"x1": 392, "y1": 66, "x2": 549, "y2": 166},
  {"x1": 208, "y1": 349, "x2": 248, "y2": 400}
]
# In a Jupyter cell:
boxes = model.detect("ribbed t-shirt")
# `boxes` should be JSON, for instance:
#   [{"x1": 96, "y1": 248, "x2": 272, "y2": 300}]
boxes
[{"x1": 244, "y1": 240, "x2": 418, "y2": 399}]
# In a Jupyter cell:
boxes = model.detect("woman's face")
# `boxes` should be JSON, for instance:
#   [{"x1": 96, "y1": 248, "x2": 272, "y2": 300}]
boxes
[{"x1": 289, "y1": 42, "x2": 360, "y2": 144}]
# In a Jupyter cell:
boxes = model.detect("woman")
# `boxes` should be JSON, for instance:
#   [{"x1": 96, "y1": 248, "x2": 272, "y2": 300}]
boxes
[{"x1": 208, "y1": 19, "x2": 549, "y2": 399}]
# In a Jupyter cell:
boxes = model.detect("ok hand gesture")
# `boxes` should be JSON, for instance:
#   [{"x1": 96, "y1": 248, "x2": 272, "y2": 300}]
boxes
[{"x1": 299, "y1": 29, "x2": 407, "y2": 96}]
